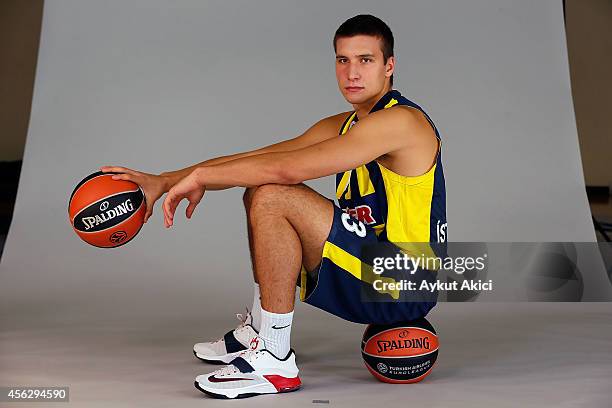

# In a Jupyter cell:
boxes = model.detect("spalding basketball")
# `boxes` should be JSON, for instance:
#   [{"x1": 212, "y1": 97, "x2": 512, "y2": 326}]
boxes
[
  {"x1": 68, "y1": 171, "x2": 146, "y2": 248},
  {"x1": 361, "y1": 318, "x2": 438, "y2": 383}
]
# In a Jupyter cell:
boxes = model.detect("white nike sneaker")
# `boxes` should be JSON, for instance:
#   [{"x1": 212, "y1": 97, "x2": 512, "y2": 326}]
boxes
[
  {"x1": 193, "y1": 310, "x2": 259, "y2": 364},
  {"x1": 194, "y1": 339, "x2": 301, "y2": 399}
]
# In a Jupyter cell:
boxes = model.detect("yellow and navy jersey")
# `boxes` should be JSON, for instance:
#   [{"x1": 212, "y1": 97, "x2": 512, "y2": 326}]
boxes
[{"x1": 335, "y1": 89, "x2": 447, "y2": 244}]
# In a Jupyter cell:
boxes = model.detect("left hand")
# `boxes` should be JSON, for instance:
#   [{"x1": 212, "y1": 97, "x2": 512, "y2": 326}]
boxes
[{"x1": 162, "y1": 169, "x2": 205, "y2": 228}]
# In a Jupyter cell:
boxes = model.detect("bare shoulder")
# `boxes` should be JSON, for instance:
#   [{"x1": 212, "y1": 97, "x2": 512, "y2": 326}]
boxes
[
  {"x1": 371, "y1": 106, "x2": 437, "y2": 146},
  {"x1": 300, "y1": 111, "x2": 353, "y2": 143},
  {"x1": 316, "y1": 111, "x2": 354, "y2": 130},
  {"x1": 366, "y1": 105, "x2": 430, "y2": 130},
  {"x1": 395, "y1": 105, "x2": 436, "y2": 132},
  {"x1": 372, "y1": 106, "x2": 439, "y2": 175}
]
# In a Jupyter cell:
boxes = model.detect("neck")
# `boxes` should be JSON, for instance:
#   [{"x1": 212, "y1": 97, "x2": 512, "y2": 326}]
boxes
[{"x1": 353, "y1": 84, "x2": 392, "y2": 119}]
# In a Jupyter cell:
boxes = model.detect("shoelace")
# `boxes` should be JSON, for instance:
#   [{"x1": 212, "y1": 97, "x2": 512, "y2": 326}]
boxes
[
  {"x1": 235, "y1": 307, "x2": 251, "y2": 328},
  {"x1": 210, "y1": 307, "x2": 251, "y2": 344}
]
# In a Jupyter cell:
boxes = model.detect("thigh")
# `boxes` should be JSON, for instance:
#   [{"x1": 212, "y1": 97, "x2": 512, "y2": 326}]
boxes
[{"x1": 274, "y1": 184, "x2": 335, "y2": 272}]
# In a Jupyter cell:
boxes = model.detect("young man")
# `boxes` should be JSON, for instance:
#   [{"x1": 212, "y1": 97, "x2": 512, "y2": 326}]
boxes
[{"x1": 102, "y1": 14, "x2": 446, "y2": 399}]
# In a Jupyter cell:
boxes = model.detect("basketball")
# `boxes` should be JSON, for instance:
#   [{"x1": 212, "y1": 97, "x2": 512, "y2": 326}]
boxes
[
  {"x1": 361, "y1": 318, "x2": 439, "y2": 383},
  {"x1": 68, "y1": 171, "x2": 146, "y2": 248}
]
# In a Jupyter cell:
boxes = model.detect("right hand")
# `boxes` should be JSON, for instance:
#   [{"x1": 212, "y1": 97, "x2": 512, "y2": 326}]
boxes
[{"x1": 100, "y1": 166, "x2": 168, "y2": 223}]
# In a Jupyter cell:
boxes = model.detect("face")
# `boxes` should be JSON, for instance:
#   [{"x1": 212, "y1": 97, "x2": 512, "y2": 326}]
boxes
[{"x1": 335, "y1": 35, "x2": 394, "y2": 105}]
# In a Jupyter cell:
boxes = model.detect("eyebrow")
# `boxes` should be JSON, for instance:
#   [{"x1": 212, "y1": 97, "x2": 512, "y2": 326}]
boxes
[{"x1": 335, "y1": 54, "x2": 376, "y2": 59}]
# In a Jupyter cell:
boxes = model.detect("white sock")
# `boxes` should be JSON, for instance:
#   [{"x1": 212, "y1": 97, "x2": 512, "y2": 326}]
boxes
[
  {"x1": 251, "y1": 283, "x2": 262, "y2": 332},
  {"x1": 258, "y1": 308, "x2": 293, "y2": 359}
]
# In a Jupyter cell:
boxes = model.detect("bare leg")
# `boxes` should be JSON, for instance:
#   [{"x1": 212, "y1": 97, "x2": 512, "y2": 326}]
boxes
[
  {"x1": 247, "y1": 184, "x2": 334, "y2": 313},
  {"x1": 243, "y1": 187, "x2": 259, "y2": 283}
]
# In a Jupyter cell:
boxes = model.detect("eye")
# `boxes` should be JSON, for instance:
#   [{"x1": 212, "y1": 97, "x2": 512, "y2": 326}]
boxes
[
  {"x1": 361, "y1": 57, "x2": 373, "y2": 63},
  {"x1": 337, "y1": 58, "x2": 348, "y2": 64}
]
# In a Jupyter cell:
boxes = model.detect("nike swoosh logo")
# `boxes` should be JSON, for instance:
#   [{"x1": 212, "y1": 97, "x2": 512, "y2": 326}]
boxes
[
  {"x1": 272, "y1": 324, "x2": 291, "y2": 329},
  {"x1": 208, "y1": 375, "x2": 253, "y2": 383}
]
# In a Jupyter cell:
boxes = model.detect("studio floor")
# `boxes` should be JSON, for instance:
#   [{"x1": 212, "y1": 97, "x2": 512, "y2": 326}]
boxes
[{"x1": 1, "y1": 302, "x2": 610, "y2": 407}]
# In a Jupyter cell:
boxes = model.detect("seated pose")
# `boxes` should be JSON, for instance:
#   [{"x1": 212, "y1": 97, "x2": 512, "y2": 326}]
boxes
[{"x1": 102, "y1": 14, "x2": 446, "y2": 399}]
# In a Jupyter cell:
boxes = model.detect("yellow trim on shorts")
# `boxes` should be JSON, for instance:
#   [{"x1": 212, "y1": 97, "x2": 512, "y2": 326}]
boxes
[
  {"x1": 323, "y1": 241, "x2": 400, "y2": 300},
  {"x1": 300, "y1": 241, "x2": 400, "y2": 301}
]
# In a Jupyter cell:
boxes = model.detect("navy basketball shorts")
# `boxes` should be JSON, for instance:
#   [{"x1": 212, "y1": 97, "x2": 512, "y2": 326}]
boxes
[{"x1": 298, "y1": 201, "x2": 437, "y2": 324}]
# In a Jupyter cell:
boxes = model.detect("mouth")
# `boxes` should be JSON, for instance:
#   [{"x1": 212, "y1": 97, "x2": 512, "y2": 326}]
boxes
[{"x1": 345, "y1": 86, "x2": 364, "y2": 93}]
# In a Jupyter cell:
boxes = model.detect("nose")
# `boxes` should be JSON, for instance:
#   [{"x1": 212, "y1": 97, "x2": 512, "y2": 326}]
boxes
[{"x1": 348, "y1": 62, "x2": 360, "y2": 81}]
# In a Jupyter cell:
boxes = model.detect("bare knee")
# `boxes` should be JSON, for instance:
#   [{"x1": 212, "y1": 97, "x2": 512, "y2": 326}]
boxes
[
  {"x1": 250, "y1": 184, "x2": 286, "y2": 207},
  {"x1": 249, "y1": 184, "x2": 304, "y2": 216}
]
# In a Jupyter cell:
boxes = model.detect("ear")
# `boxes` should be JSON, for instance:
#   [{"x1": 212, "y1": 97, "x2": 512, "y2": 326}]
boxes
[{"x1": 385, "y1": 56, "x2": 395, "y2": 78}]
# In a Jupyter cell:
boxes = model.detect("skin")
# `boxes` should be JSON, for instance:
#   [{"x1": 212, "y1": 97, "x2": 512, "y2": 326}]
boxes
[{"x1": 101, "y1": 34, "x2": 439, "y2": 313}]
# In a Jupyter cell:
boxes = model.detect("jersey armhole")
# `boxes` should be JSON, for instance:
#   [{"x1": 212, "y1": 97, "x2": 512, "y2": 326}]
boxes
[
  {"x1": 396, "y1": 105, "x2": 442, "y2": 163},
  {"x1": 339, "y1": 111, "x2": 357, "y2": 135}
]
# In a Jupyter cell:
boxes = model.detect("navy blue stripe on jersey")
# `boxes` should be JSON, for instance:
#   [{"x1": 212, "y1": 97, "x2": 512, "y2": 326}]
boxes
[{"x1": 430, "y1": 153, "x2": 447, "y2": 251}]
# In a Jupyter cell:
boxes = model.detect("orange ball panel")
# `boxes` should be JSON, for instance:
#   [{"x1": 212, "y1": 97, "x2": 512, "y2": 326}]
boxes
[{"x1": 69, "y1": 174, "x2": 140, "y2": 218}]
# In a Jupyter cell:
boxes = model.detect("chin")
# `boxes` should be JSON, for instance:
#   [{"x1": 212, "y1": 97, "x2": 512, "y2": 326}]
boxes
[{"x1": 343, "y1": 91, "x2": 370, "y2": 105}]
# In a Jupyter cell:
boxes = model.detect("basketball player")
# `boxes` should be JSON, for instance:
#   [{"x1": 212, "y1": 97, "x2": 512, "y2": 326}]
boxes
[{"x1": 101, "y1": 15, "x2": 446, "y2": 399}]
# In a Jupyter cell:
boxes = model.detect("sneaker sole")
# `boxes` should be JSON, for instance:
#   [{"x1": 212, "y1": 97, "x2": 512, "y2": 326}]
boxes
[{"x1": 194, "y1": 381, "x2": 301, "y2": 399}]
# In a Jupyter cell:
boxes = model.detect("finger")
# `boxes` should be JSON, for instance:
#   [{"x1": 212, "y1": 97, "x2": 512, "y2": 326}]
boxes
[
  {"x1": 144, "y1": 207, "x2": 153, "y2": 223},
  {"x1": 162, "y1": 196, "x2": 170, "y2": 227},
  {"x1": 111, "y1": 173, "x2": 132, "y2": 181},
  {"x1": 100, "y1": 166, "x2": 138, "y2": 175},
  {"x1": 163, "y1": 195, "x2": 175, "y2": 227},
  {"x1": 168, "y1": 196, "x2": 179, "y2": 222},
  {"x1": 186, "y1": 201, "x2": 199, "y2": 219}
]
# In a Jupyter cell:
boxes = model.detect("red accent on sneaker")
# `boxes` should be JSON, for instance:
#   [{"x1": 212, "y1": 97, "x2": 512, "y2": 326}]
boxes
[{"x1": 263, "y1": 375, "x2": 302, "y2": 392}]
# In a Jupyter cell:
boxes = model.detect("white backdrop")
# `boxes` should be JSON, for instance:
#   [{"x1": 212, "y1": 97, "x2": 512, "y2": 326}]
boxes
[
  {"x1": 0, "y1": 0, "x2": 597, "y2": 315},
  {"x1": 2, "y1": 2, "x2": 610, "y2": 407}
]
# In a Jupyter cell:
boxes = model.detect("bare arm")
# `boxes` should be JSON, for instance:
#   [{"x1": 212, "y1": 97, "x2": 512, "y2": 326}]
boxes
[
  {"x1": 162, "y1": 107, "x2": 437, "y2": 226},
  {"x1": 159, "y1": 112, "x2": 349, "y2": 191},
  {"x1": 101, "y1": 112, "x2": 347, "y2": 222},
  {"x1": 194, "y1": 107, "x2": 432, "y2": 186}
]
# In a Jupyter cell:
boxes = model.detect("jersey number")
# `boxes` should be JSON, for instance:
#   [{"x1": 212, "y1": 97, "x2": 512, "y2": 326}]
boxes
[{"x1": 341, "y1": 213, "x2": 367, "y2": 238}]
